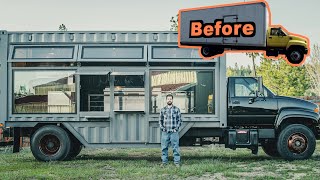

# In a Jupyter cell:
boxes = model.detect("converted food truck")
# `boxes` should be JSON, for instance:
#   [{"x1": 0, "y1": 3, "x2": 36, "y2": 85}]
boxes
[
  {"x1": 179, "y1": 1, "x2": 309, "y2": 65},
  {"x1": 0, "y1": 30, "x2": 319, "y2": 161}
]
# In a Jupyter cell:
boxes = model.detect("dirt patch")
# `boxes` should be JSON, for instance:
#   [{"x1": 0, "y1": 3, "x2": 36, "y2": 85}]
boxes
[
  {"x1": 185, "y1": 173, "x2": 227, "y2": 180},
  {"x1": 237, "y1": 171, "x2": 279, "y2": 178},
  {"x1": 292, "y1": 173, "x2": 306, "y2": 180}
]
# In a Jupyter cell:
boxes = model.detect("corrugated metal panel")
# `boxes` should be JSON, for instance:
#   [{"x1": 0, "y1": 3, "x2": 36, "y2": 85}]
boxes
[
  {"x1": 112, "y1": 113, "x2": 145, "y2": 142},
  {"x1": 71, "y1": 122, "x2": 110, "y2": 144},
  {"x1": 8, "y1": 31, "x2": 178, "y2": 44}
]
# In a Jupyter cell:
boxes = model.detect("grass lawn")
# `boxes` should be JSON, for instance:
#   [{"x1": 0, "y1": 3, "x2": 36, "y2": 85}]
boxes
[{"x1": 1, "y1": 143, "x2": 320, "y2": 180}]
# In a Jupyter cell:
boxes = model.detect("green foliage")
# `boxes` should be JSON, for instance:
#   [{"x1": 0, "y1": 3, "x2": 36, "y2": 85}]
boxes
[
  {"x1": 305, "y1": 44, "x2": 320, "y2": 96},
  {"x1": 59, "y1": 24, "x2": 68, "y2": 31},
  {"x1": 227, "y1": 63, "x2": 253, "y2": 77},
  {"x1": 256, "y1": 57, "x2": 310, "y2": 96},
  {"x1": 170, "y1": 14, "x2": 178, "y2": 31}
]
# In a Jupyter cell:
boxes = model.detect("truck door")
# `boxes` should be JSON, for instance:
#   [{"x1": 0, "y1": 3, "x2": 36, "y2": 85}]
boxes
[
  {"x1": 267, "y1": 28, "x2": 290, "y2": 48},
  {"x1": 228, "y1": 77, "x2": 278, "y2": 126},
  {"x1": 222, "y1": 15, "x2": 238, "y2": 45}
]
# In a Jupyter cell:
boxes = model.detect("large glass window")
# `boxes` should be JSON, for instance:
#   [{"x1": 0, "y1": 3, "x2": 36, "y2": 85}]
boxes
[
  {"x1": 150, "y1": 70, "x2": 215, "y2": 114},
  {"x1": 13, "y1": 46, "x2": 74, "y2": 59},
  {"x1": 113, "y1": 75, "x2": 145, "y2": 111},
  {"x1": 152, "y1": 47, "x2": 200, "y2": 59},
  {"x1": 82, "y1": 46, "x2": 143, "y2": 59},
  {"x1": 13, "y1": 71, "x2": 76, "y2": 113}
]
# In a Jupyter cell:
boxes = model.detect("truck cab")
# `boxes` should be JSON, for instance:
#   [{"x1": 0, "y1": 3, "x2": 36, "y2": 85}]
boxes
[
  {"x1": 226, "y1": 76, "x2": 320, "y2": 160},
  {"x1": 266, "y1": 27, "x2": 309, "y2": 64}
]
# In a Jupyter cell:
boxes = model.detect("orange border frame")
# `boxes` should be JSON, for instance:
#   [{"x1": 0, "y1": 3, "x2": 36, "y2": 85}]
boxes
[{"x1": 177, "y1": 0, "x2": 310, "y2": 67}]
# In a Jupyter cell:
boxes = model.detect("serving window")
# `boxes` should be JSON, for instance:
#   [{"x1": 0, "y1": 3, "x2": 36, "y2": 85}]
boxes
[
  {"x1": 150, "y1": 70, "x2": 215, "y2": 114},
  {"x1": 111, "y1": 72, "x2": 145, "y2": 111}
]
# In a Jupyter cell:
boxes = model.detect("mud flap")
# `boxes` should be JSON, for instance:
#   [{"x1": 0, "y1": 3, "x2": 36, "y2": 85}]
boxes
[{"x1": 13, "y1": 127, "x2": 21, "y2": 153}]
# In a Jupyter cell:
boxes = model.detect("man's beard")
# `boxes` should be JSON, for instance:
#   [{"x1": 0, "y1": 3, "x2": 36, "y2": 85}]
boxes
[{"x1": 167, "y1": 102, "x2": 172, "y2": 105}]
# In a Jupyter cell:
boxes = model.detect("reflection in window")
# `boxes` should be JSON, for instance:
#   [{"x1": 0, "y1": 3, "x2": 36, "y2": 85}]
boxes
[
  {"x1": 13, "y1": 71, "x2": 76, "y2": 113},
  {"x1": 82, "y1": 47, "x2": 143, "y2": 59},
  {"x1": 80, "y1": 75, "x2": 110, "y2": 112},
  {"x1": 152, "y1": 47, "x2": 200, "y2": 59},
  {"x1": 113, "y1": 75, "x2": 145, "y2": 111},
  {"x1": 235, "y1": 78, "x2": 258, "y2": 97},
  {"x1": 13, "y1": 47, "x2": 74, "y2": 59},
  {"x1": 150, "y1": 70, "x2": 215, "y2": 114}
]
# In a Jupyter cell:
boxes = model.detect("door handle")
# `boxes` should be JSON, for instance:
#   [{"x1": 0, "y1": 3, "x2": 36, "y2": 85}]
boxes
[
  {"x1": 269, "y1": 37, "x2": 272, "y2": 39},
  {"x1": 232, "y1": 100, "x2": 240, "y2": 104}
]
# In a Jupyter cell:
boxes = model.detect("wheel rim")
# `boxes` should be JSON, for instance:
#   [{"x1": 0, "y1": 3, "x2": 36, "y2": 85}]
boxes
[
  {"x1": 202, "y1": 47, "x2": 210, "y2": 56},
  {"x1": 290, "y1": 51, "x2": 301, "y2": 61},
  {"x1": 287, "y1": 133, "x2": 308, "y2": 154},
  {"x1": 39, "y1": 134, "x2": 61, "y2": 156}
]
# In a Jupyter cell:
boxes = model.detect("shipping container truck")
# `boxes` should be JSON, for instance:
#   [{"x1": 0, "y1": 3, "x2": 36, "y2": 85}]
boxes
[
  {"x1": 179, "y1": 1, "x2": 309, "y2": 65},
  {"x1": 0, "y1": 30, "x2": 319, "y2": 162}
]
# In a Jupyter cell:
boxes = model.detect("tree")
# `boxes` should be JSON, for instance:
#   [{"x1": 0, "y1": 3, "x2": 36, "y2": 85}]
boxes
[
  {"x1": 305, "y1": 44, "x2": 320, "y2": 96},
  {"x1": 227, "y1": 64, "x2": 252, "y2": 77},
  {"x1": 246, "y1": 52, "x2": 259, "y2": 76},
  {"x1": 170, "y1": 15, "x2": 179, "y2": 31},
  {"x1": 257, "y1": 57, "x2": 310, "y2": 96},
  {"x1": 59, "y1": 24, "x2": 68, "y2": 31}
]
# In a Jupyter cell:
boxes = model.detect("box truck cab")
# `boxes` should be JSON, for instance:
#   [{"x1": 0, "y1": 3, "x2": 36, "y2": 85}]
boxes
[{"x1": 266, "y1": 27, "x2": 308, "y2": 64}]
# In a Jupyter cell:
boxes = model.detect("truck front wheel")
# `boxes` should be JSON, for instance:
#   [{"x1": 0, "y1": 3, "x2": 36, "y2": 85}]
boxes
[
  {"x1": 277, "y1": 124, "x2": 316, "y2": 160},
  {"x1": 31, "y1": 125, "x2": 71, "y2": 161},
  {"x1": 261, "y1": 140, "x2": 280, "y2": 157},
  {"x1": 286, "y1": 48, "x2": 304, "y2": 64}
]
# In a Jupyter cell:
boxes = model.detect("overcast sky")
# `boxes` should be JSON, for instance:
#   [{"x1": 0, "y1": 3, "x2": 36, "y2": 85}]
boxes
[{"x1": 1, "y1": 0, "x2": 319, "y2": 67}]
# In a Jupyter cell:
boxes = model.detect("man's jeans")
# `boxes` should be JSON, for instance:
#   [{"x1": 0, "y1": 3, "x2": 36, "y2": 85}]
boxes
[{"x1": 161, "y1": 131, "x2": 180, "y2": 164}]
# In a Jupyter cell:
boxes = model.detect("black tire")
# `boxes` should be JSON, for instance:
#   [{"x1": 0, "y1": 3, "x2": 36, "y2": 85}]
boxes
[
  {"x1": 277, "y1": 124, "x2": 316, "y2": 160},
  {"x1": 31, "y1": 125, "x2": 71, "y2": 161},
  {"x1": 201, "y1": 46, "x2": 213, "y2": 57},
  {"x1": 65, "y1": 140, "x2": 83, "y2": 160},
  {"x1": 261, "y1": 140, "x2": 280, "y2": 157},
  {"x1": 286, "y1": 48, "x2": 304, "y2": 64}
]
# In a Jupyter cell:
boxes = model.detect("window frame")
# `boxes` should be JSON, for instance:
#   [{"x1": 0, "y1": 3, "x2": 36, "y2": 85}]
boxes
[
  {"x1": 112, "y1": 73, "x2": 146, "y2": 112},
  {"x1": 148, "y1": 45, "x2": 218, "y2": 63},
  {"x1": 12, "y1": 69, "x2": 77, "y2": 114},
  {"x1": 79, "y1": 44, "x2": 147, "y2": 62},
  {"x1": 9, "y1": 45, "x2": 77, "y2": 62}
]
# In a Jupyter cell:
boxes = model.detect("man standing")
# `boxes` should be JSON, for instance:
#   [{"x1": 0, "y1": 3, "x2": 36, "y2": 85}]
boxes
[{"x1": 159, "y1": 94, "x2": 182, "y2": 167}]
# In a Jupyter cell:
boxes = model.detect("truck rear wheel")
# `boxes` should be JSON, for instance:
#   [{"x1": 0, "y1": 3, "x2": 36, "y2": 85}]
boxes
[
  {"x1": 201, "y1": 46, "x2": 224, "y2": 57},
  {"x1": 31, "y1": 125, "x2": 71, "y2": 161},
  {"x1": 277, "y1": 124, "x2": 315, "y2": 160},
  {"x1": 286, "y1": 48, "x2": 304, "y2": 64},
  {"x1": 201, "y1": 46, "x2": 213, "y2": 57},
  {"x1": 261, "y1": 140, "x2": 280, "y2": 157}
]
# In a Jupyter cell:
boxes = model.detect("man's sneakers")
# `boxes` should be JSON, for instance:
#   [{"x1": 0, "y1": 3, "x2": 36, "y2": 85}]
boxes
[{"x1": 174, "y1": 163, "x2": 181, "y2": 168}]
